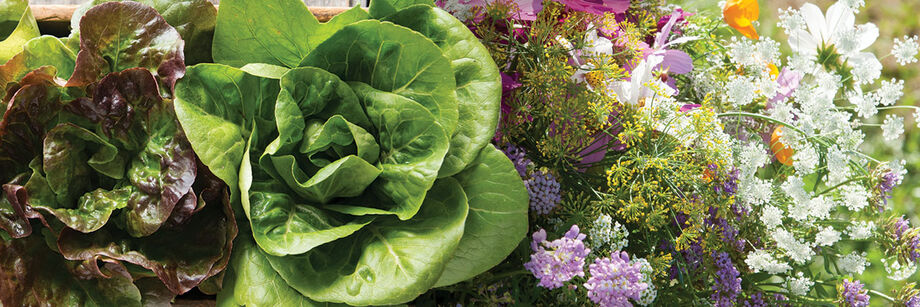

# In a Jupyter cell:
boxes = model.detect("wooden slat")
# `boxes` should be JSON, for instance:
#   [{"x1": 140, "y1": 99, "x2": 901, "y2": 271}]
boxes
[{"x1": 31, "y1": 4, "x2": 352, "y2": 23}]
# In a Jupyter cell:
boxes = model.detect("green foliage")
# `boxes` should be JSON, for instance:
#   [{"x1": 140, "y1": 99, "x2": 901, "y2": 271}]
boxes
[
  {"x1": 184, "y1": 0, "x2": 528, "y2": 304},
  {"x1": 0, "y1": 2, "x2": 235, "y2": 305}
]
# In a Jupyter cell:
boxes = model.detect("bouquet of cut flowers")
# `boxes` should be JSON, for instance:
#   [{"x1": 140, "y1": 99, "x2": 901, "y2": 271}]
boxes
[{"x1": 424, "y1": 0, "x2": 920, "y2": 305}]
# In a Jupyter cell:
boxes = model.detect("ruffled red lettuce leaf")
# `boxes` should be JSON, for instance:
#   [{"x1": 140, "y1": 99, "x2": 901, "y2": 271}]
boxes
[
  {"x1": 57, "y1": 164, "x2": 236, "y2": 294},
  {"x1": 66, "y1": 1, "x2": 185, "y2": 92},
  {"x1": 0, "y1": 231, "x2": 143, "y2": 306}
]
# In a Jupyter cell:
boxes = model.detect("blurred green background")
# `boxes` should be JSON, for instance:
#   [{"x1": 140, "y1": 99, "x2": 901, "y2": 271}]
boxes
[{"x1": 677, "y1": 0, "x2": 920, "y2": 301}]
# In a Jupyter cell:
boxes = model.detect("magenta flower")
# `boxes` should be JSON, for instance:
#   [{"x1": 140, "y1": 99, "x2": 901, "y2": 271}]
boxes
[
  {"x1": 644, "y1": 11, "x2": 696, "y2": 75},
  {"x1": 524, "y1": 225, "x2": 590, "y2": 289},
  {"x1": 559, "y1": 0, "x2": 629, "y2": 15}
]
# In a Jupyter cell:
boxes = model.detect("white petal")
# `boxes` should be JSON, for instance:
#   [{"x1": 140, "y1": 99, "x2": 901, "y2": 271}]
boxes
[
  {"x1": 788, "y1": 29, "x2": 819, "y2": 55},
  {"x1": 854, "y1": 23, "x2": 878, "y2": 51},
  {"x1": 824, "y1": 1, "x2": 855, "y2": 42},
  {"x1": 799, "y1": 3, "x2": 828, "y2": 43}
]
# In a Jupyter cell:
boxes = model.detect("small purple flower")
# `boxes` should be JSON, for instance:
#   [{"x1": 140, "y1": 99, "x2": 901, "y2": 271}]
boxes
[
  {"x1": 526, "y1": 170, "x2": 561, "y2": 215},
  {"x1": 877, "y1": 170, "x2": 902, "y2": 206},
  {"x1": 711, "y1": 252, "x2": 742, "y2": 307},
  {"x1": 839, "y1": 279, "x2": 870, "y2": 307},
  {"x1": 905, "y1": 295, "x2": 920, "y2": 307},
  {"x1": 743, "y1": 292, "x2": 765, "y2": 307},
  {"x1": 524, "y1": 225, "x2": 590, "y2": 289},
  {"x1": 887, "y1": 216, "x2": 920, "y2": 262},
  {"x1": 893, "y1": 216, "x2": 911, "y2": 239},
  {"x1": 583, "y1": 251, "x2": 648, "y2": 307},
  {"x1": 501, "y1": 144, "x2": 532, "y2": 178}
]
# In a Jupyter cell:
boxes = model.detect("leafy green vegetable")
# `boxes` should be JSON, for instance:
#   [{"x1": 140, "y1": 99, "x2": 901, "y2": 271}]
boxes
[
  {"x1": 186, "y1": 0, "x2": 528, "y2": 304},
  {"x1": 0, "y1": 36, "x2": 77, "y2": 92},
  {"x1": 68, "y1": 0, "x2": 218, "y2": 65},
  {"x1": 66, "y1": 2, "x2": 185, "y2": 89},
  {"x1": 0, "y1": 1, "x2": 235, "y2": 303},
  {"x1": 213, "y1": 0, "x2": 319, "y2": 68},
  {"x1": 0, "y1": 0, "x2": 39, "y2": 63}
]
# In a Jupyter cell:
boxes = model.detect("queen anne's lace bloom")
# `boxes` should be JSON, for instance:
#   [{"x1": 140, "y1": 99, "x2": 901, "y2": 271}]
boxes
[
  {"x1": 838, "y1": 251, "x2": 869, "y2": 275},
  {"x1": 786, "y1": 272, "x2": 814, "y2": 296},
  {"x1": 583, "y1": 251, "x2": 648, "y2": 307},
  {"x1": 525, "y1": 225, "x2": 590, "y2": 289},
  {"x1": 882, "y1": 114, "x2": 905, "y2": 141},
  {"x1": 893, "y1": 35, "x2": 920, "y2": 65}
]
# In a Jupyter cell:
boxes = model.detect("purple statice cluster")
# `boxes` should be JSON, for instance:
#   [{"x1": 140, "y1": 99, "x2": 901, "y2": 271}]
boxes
[
  {"x1": 839, "y1": 279, "x2": 870, "y2": 307},
  {"x1": 583, "y1": 251, "x2": 648, "y2": 307},
  {"x1": 526, "y1": 170, "x2": 562, "y2": 215},
  {"x1": 705, "y1": 207, "x2": 745, "y2": 252},
  {"x1": 524, "y1": 225, "x2": 590, "y2": 289},
  {"x1": 710, "y1": 252, "x2": 741, "y2": 306},
  {"x1": 501, "y1": 144, "x2": 562, "y2": 214}
]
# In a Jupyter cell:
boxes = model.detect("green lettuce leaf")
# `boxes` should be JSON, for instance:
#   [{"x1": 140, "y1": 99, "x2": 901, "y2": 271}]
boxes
[
  {"x1": 0, "y1": 0, "x2": 39, "y2": 63},
  {"x1": 300, "y1": 20, "x2": 459, "y2": 136},
  {"x1": 434, "y1": 144, "x2": 528, "y2": 286},
  {"x1": 384, "y1": 6, "x2": 502, "y2": 177},
  {"x1": 267, "y1": 178, "x2": 468, "y2": 306},
  {"x1": 213, "y1": 0, "x2": 319, "y2": 68}
]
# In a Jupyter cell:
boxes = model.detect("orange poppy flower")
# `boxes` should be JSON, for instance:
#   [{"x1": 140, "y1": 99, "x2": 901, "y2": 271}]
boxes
[
  {"x1": 770, "y1": 126, "x2": 794, "y2": 166},
  {"x1": 723, "y1": 0, "x2": 759, "y2": 40}
]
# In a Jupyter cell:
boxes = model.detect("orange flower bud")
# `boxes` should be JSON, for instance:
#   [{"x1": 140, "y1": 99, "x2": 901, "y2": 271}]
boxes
[{"x1": 723, "y1": 0, "x2": 759, "y2": 40}]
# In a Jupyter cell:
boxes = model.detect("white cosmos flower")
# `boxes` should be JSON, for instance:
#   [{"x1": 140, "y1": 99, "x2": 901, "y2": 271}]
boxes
[
  {"x1": 609, "y1": 55, "x2": 674, "y2": 106},
  {"x1": 788, "y1": 2, "x2": 878, "y2": 61}
]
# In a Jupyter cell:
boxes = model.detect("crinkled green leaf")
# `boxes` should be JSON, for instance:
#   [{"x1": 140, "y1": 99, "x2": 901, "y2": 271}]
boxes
[
  {"x1": 0, "y1": 231, "x2": 143, "y2": 307},
  {"x1": 268, "y1": 155, "x2": 381, "y2": 205},
  {"x1": 66, "y1": 2, "x2": 185, "y2": 90},
  {"x1": 0, "y1": 0, "x2": 39, "y2": 63},
  {"x1": 213, "y1": 0, "x2": 318, "y2": 68},
  {"x1": 435, "y1": 144, "x2": 528, "y2": 286},
  {"x1": 385, "y1": 6, "x2": 502, "y2": 177},
  {"x1": 248, "y1": 187, "x2": 374, "y2": 256},
  {"x1": 0, "y1": 36, "x2": 77, "y2": 92},
  {"x1": 267, "y1": 178, "x2": 468, "y2": 306},
  {"x1": 300, "y1": 20, "x2": 459, "y2": 136},
  {"x1": 349, "y1": 82, "x2": 449, "y2": 220},
  {"x1": 41, "y1": 123, "x2": 123, "y2": 204},
  {"x1": 272, "y1": 67, "x2": 371, "y2": 156},
  {"x1": 175, "y1": 64, "x2": 280, "y2": 204},
  {"x1": 217, "y1": 233, "x2": 337, "y2": 307}
]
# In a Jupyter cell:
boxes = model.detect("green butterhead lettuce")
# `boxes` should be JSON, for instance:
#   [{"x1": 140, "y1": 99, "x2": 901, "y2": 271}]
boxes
[{"x1": 177, "y1": 0, "x2": 529, "y2": 305}]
